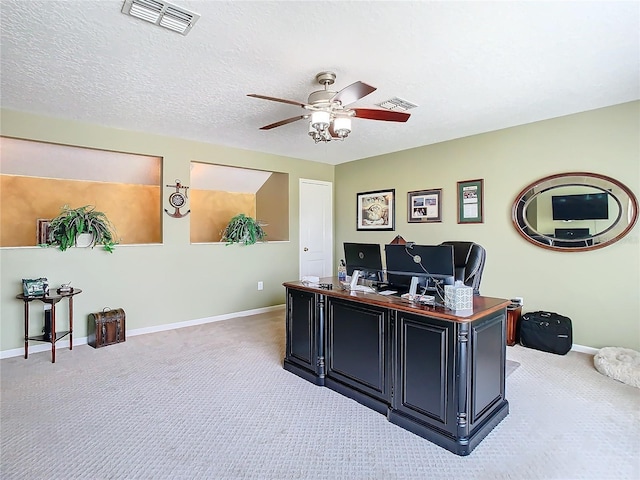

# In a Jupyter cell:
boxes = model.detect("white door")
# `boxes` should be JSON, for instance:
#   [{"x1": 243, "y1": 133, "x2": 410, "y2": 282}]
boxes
[{"x1": 299, "y1": 179, "x2": 333, "y2": 279}]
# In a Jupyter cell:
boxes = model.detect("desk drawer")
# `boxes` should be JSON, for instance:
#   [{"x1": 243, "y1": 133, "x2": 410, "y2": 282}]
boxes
[{"x1": 88, "y1": 308, "x2": 126, "y2": 348}]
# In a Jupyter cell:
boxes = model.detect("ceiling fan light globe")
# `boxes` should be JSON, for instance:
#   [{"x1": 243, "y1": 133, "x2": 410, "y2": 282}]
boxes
[
  {"x1": 311, "y1": 111, "x2": 330, "y2": 131},
  {"x1": 333, "y1": 117, "x2": 351, "y2": 138}
]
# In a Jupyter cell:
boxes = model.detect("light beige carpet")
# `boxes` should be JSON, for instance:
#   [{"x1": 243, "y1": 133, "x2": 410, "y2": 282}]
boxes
[{"x1": 1, "y1": 309, "x2": 638, "y2": 479}]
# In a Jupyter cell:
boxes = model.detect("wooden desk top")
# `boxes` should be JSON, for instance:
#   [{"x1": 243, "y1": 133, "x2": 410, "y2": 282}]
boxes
[{"x1": 283, "y1": 277, "x2": 509, "y2": 323}]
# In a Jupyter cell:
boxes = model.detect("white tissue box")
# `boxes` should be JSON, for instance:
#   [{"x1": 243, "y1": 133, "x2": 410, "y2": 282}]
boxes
[{"x1": 444, "y1": 284, "x2": 473, "y2": 310}]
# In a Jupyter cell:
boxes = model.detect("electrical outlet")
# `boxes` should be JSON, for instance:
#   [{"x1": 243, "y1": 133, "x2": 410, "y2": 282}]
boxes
[{"x1": 257, "y1": 281, "x2": 264, "y2": 291}]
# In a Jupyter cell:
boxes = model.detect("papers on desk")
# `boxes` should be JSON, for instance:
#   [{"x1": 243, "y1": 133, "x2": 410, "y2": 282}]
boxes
[
  {"x1": 401, "y1": 293, "x2": 436, "y2": 304},
  {"x1": 351, "y1": 285, "x2": 375, "y2": 293}
]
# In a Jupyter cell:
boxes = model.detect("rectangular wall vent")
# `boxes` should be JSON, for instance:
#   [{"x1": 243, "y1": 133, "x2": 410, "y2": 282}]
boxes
[
  {"x1": 122, "y1": 0, "x2": 200, "y2": 35},
  {"x1": 375, "y1": 97, "x2": 418, "y2": 111}
]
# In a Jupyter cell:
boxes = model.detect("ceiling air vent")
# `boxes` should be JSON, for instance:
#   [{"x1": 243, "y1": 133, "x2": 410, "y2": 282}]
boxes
[
  {"x1": 121, "y1": 0, "x2": 200, "y2": 35},
  {"x1": 375, "y1": 97, "x2": 418, "y2": 111}
]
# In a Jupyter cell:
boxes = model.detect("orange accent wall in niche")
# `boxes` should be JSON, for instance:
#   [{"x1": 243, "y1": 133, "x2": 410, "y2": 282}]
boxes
[
  {"x1": 190, "y1": 190, "x2": 256, "y2": 243},
  {"x1": 0, "y1": 175, "x2": 161, "y2": 247}
]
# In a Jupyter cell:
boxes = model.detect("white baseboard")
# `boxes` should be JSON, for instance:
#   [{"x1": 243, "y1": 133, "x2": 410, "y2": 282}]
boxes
[
  {"x1": 1, "y1": 305, "x2": 600, "y2": 360},
  {"x1": 0, "y1": 304, "x2": 285, "y2": 360}
]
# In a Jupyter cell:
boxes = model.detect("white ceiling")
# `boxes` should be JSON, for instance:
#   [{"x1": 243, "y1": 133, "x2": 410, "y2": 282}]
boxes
[{"x1": 1, "y1": 1, "x2": 638, "y2": 166}]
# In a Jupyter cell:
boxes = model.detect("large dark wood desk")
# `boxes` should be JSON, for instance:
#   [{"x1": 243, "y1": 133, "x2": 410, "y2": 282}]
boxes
[{"x1": 283, "y1": 278, "x2": 510, "y2": 456}]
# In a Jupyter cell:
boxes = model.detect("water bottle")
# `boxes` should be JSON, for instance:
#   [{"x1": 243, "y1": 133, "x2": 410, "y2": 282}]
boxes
[{"x1": 338, "y1": 260, "x2": 347, "y2": 281}]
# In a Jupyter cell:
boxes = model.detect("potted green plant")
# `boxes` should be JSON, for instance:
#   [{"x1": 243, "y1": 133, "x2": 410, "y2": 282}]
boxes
[
  {"x1": 48, "y1": 205, "x2": 118, "y2": 253},
  {"x1": 220, "y1": 213, "x2": 267, "y2": 246}
]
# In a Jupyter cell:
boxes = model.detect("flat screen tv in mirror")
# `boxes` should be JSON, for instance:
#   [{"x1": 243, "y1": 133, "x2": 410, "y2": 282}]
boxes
[{"x1": 551, "y1": 192, "x2": 608, "y2": 220}]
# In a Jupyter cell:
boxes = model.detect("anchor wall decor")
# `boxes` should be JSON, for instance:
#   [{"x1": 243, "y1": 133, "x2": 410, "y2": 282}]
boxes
[{"x1": 164, "y1": 180, "x2": 190, "y2": 218}]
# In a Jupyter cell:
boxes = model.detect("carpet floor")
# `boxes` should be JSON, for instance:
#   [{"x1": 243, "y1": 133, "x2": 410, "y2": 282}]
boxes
[{"x1": 1, "y1": 309, "x2": 638, "y2": 479}]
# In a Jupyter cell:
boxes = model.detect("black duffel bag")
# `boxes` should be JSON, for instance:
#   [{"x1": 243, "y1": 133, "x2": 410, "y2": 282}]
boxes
[{"x1": 519, "y1": 311, "x2": 572, "y2": 355}]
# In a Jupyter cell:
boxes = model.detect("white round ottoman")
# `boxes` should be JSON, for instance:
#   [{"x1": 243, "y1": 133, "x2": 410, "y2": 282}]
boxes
[{"x1": 593, "y1": 347, "x2": 640, "y2": 388}]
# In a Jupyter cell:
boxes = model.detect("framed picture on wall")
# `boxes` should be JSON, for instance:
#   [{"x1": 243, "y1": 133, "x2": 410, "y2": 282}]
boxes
[
  {"x1": 457, "y1": 179, "x2": 484, "y2": 224},
  {"x1": 407, "y1": 189, "x2": 442, "y2": 223},
  {"x1": 356, "y1": 189, "x2": 395, "y2": 231}
]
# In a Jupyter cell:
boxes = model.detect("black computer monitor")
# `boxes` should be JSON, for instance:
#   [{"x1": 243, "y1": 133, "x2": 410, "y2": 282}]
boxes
[
  {"x1": 384, "y1": 244, "x2": 455, "y2": 292},
  {"x1": 343, "y1": 242, "x2": 383, "y2": 281}
]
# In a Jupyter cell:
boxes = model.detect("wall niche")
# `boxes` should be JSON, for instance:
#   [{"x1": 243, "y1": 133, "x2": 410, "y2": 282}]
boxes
[
  {"x1": 0, "y1": 137, "x2": 162, "y2": 247},
  {"x1": 189, "y1": 162, "x2": 289, "y2": 243}
]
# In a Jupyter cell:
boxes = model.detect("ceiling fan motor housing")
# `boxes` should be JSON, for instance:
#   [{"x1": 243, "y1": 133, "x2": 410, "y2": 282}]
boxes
[
  {"x1": 309, "y1": 71, "x2": 339, "y2": 106},
  {"x1": 308, "y1": 89, "x2": 337, "y2": 106}
]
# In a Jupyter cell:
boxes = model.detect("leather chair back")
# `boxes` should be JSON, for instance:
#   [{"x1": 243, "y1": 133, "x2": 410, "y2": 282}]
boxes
[{"x1": 439, "y1": 241, "x2": 486, "y2": 295}]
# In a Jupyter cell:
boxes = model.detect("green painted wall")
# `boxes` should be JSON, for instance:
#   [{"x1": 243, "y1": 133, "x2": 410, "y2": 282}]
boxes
[
  {"x1": 335, "y1": 101, "x2": 639, "y2": 350},
  {"x1": 0, "y1": 109, "x2": 333, "y2": 352},
  {"x1": 2, "y1": 102, "x2": 638, "y2": 353}
]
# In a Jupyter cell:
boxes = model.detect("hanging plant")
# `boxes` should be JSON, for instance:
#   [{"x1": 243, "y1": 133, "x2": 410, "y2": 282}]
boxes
[
  {"x1": 48, "y1": 205, "x2": 118, "y2": 253},
  {"x1": 220, "y1": 214, "x2": 267, "y2": 246}
]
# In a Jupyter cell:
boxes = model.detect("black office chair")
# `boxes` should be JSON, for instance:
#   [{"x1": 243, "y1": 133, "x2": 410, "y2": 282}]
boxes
[{"x1": 439, "y1": 241, "x2": 486, "y2": 295}]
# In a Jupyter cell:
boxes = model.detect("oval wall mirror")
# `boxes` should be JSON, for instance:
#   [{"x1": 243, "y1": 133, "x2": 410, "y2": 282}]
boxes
[{"x1": 512, "y1": 172, "x2": 638, "y2": 251}]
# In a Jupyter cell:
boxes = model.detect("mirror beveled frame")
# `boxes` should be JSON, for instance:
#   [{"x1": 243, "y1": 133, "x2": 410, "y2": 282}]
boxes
[{"x1": 512, "y1": 172, "x2": 638, "y2": 252}]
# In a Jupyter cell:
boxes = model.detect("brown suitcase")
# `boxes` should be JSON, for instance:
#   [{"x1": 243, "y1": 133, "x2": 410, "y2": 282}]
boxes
[{"x1": 88, "y1": 308, "x2": 126, "y2": 348}]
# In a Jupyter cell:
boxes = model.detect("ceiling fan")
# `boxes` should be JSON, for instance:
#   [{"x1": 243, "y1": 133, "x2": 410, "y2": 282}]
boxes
[{"x1": 247, "y1": 71, "x2": 411, "y2": 143}]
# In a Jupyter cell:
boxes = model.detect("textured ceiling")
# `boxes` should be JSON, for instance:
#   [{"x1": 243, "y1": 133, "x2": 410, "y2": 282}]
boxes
[{"x1": 1, "y1": 1, "x2": 638, "y2": 165}]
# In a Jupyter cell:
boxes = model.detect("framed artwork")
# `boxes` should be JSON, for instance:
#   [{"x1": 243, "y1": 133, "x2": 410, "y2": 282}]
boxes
[
  {"x1": 407, "y1": 189, "x2": 442, "y2": 223},
  {"x1": 457, "y1": 179, "x2": 484, "y2": 224},
  {"x1": 36, "y1": 219, "x2": 51, "y2": 245},
  {"x1": 356, "y1": 189, "x2": 395, "y2": 231}
]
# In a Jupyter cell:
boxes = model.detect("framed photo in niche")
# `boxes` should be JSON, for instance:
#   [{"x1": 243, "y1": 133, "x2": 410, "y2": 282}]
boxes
[
  {"x1": 407, "y1": 189, "x2": 442, "y2": 223},
  {"x1": 36, "y1": 219, "x2": 51, "y2": 245},
  {"x1": 457, "y1": 179, "x2": 484, "y2": 224},
  {"x1": 356, "y1": 189, "x2": 395, "y2": 231}
]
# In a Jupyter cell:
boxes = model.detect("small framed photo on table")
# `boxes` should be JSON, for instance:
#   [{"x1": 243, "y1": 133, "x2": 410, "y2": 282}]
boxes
[
  {"x1": 457, "y1": 179, "x2": 484, "y2": 224},
  {"x1": 407, "y1": 189, "x2": 442, "y2": 223},
  {"x1": 356, "y1": 189, "x2": 395, "y2": 231}
]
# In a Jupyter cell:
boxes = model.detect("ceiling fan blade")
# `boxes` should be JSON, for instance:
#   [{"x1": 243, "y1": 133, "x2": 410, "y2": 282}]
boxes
[
  {"x1": 259, "y1": 115, "x2": 308, "y2": 130},
  {"x1": 247, "y1": 94, "x2": 307, "y2": 108},
  {"x1": 331, "y1": 81, "x2": 376, "y2": 106},
  {"x1": 353, "y1": 108, "x2": 410, "y2": 122}
]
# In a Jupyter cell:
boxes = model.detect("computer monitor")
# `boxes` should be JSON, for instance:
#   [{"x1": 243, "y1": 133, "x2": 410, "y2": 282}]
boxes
[
  {"x1": 384, "y1": 244, "x2": 455, "y2": 292},
  {"x1": 343, "y1": 242, "x2": 383, "y2": 281}
]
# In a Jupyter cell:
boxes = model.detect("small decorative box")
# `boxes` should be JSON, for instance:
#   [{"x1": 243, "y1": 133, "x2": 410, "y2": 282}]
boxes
[
  {"x1": 88, "y1": 308, "x2": 126, "y2": 348},
  {"x1": 444, "y1": 283, "x2": 473, "y2": 311}
]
